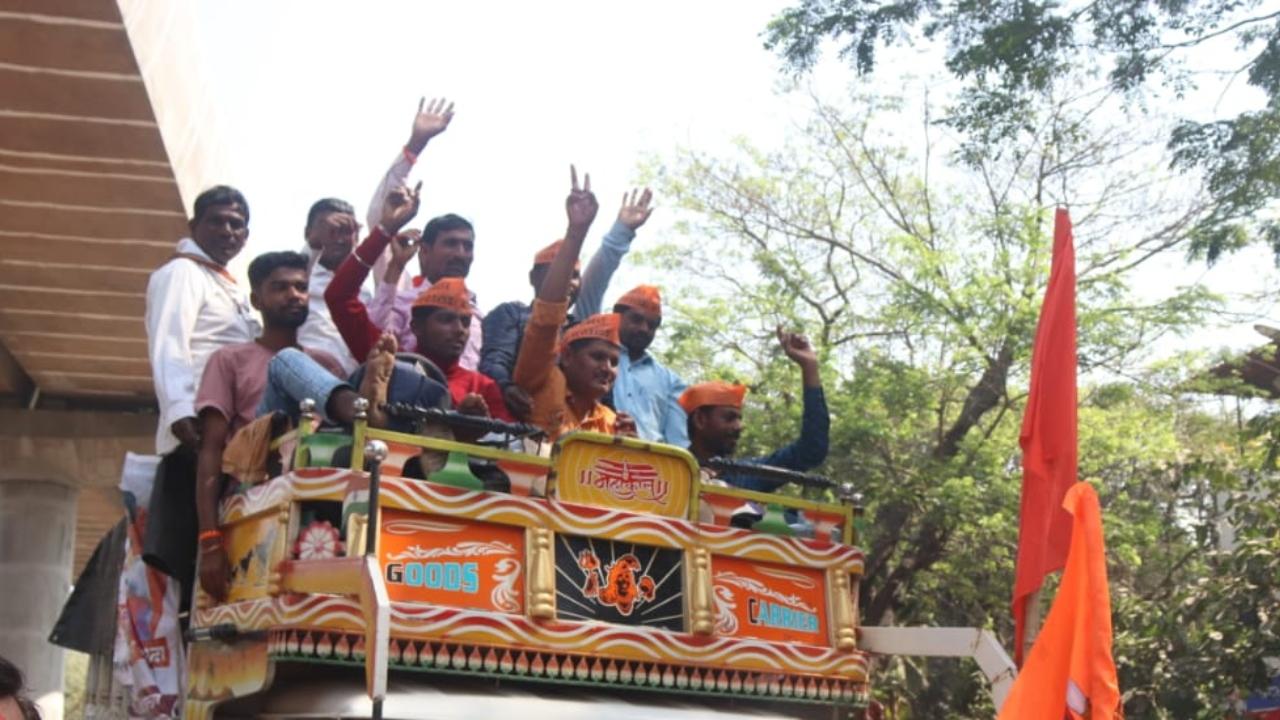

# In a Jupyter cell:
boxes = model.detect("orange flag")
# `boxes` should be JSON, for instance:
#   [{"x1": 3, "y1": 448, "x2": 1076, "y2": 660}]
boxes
[
  {"x1": 1013, "y1": 207, "x2": 1078, "y2": 665},
  {"x1": 997, "y1": 483, "x2": 1122, "y2": 719}
]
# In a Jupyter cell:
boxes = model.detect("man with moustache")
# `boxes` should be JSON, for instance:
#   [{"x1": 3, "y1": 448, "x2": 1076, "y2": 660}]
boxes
[
  {"x1": 681, "y1": 328, "x2": 829, "y2": 495},
  {"x1": 607, "y1": 285, "x2": 688, "y2": 445},
  {"x1": 364, "y1": 97, "x2": 487, "y2": 368},
  {"x1": 142, "y1": 185, "x2": 260, "y2": 597}
]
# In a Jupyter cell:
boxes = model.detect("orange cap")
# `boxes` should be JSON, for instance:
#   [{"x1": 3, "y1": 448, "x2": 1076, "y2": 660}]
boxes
[
  {"x1": 411, "y1": 277, "x2": 472, "y2": 314},
  {"x1": 561, "y1": 313, "x2": 621, "y2": 351},
  {"x1": 615, "y1": 284, "x2": 662, "y2": 317},
  {"x1": 533, "y1": 239, "x2": 580, "y2": 269},
  {"x1": 678, "y1": 381, "x2": 748, "y2": 413}
]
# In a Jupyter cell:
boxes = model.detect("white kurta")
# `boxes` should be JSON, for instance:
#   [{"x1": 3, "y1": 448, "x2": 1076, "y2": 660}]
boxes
[
  {"x1": 299, "y1": 262, "x2": 362, "y2": 374},
  {"x1": 145, "y1": 238, "x2": 260, "y2": 454}
]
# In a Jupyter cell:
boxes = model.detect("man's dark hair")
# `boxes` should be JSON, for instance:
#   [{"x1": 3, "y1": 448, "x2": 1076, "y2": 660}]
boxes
[
  {"x1": 248, "y1": 251, "x2": 309, "y2": 289},
  {"x1": 0, "y1": 655, "x2": 41, "y2": 720},
  {"x1": 423, "y1": 214, "x2": 473, "y2": 246},
  {"x1": 306, "y1": 197, "x2": 355, "y2": 230},
  {"x1": 192, "y1": 185, "x2": 250, "y2": 224}
]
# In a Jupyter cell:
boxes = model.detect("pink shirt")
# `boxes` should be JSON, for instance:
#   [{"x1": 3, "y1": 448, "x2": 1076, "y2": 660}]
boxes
[
  {"x1": 368, "y1": 275, "x2": 483, "y2": 369},
  {"x1": 195, "y1": 341, "x2": 344, "y2": 436}
]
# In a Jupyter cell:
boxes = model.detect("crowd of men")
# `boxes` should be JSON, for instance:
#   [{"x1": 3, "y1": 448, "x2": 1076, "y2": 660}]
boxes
[{"x1": 141, "y1": 99, "x2": 830, "y2": 601}]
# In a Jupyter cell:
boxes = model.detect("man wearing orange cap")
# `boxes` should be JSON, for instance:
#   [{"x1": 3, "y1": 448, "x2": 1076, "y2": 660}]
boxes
[
  {"x1": 511, "y1": 168, "x2": 638, "y2": 440},
  {"x1": 325, "y1": 184, "x2": 512, "y2": 421},
  {"x1": 608, "y1": 284, "x2": 689, "y2": 445},
  {"x1": 480, "y1": 188, "x2": 654, "y2": 421},
  {"x1": 680, "y1": 327, "x2": 829, "y2": 494}
]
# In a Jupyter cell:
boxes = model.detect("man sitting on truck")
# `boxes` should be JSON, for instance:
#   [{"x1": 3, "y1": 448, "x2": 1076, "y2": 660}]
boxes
[{"x1": 681, "y1": 327, "x2": 829, "y2": 496}]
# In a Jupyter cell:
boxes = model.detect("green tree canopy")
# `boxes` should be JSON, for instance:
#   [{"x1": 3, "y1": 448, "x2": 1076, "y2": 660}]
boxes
[
  {"x1": 764, "y1": 0, "x2": 1280, "y2": 263},
  {"x1": 640, "y1": 91, "x2": 1279, "y2": 716}
]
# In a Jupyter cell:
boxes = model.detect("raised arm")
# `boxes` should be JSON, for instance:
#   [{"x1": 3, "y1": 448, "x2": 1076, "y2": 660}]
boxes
[
  {"x1": 513, "y1": 167, "x2": 600, "y2": 392},
  {"x1": 364, "y1": 97, "x2": 455, "y2": 291},
  {"x1": 756, "y1": 327, "x2": 828, "y2": 473},
  {"x1": 541, "y1": 166, "x2": 599, "y2": 303},
  {"x1": 576, "y1": 188, "x2": 653, "y2": 317},
  {"x1": 327, "y1": 183, "x2": 422, "y2": 361}
]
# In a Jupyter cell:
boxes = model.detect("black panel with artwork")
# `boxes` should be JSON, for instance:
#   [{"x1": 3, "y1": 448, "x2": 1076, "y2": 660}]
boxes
[{"x1": 554, "y1": 535, "x2": 684, "y2": 631}]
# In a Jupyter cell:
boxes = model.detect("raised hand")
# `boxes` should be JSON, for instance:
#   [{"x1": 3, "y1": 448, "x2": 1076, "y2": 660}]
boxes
[
  {"x1": 565, "y1": 165, "x2": 599, "y2": 234},
  {"x1": 379, "y1": 181, "x2": 422, "y2": 234},
  {"x1": 389, "y1": 229, "x2": 421, "y2": 268},
  {"x1": 616, "y1": 188, "x2": 654, "y2": 230},
  {"x1": 408, "y1": 97, "x2": 455, "y2": 154},
  {"x1": 776, "y1": 325, "x2": 818, "y2": 368}
]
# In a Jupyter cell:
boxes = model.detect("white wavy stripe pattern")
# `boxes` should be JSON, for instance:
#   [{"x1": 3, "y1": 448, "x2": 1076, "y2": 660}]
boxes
[
  {"x1": 221, "y1": 469, "x2": 357, "y2": 522},
  {"x1": 203, "y1": 595, "x2": 867, "y2": 678},
  {"x1": 192, "y1": 597, "x2": 280, "y2": 629},
  {"x1": 378, "y1": 605, "x2": 866, "y2": 676}
]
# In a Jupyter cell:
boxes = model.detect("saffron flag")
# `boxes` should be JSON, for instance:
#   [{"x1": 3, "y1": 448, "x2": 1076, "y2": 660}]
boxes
[
  {"x1": 997, "y1": 483, "x2": 1121, "y2": 719},
  {"x1": 1013, "y1": 207, "x2": 1079, "y2": 665}
]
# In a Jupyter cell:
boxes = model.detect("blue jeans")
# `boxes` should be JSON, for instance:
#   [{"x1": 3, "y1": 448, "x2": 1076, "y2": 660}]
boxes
[
  {"x1": 258, "y1": 350, "x2": 451, "y2": 433},
  {"x1": 257, "y1": 348, "x2": 352, "y2": 423}
]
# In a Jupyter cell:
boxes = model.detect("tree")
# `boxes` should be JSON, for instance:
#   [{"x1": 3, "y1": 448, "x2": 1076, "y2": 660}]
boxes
[
  {"x1": 640, "y1": 91, "x2": 1278, "y2": 715},
  {"x1": 763, "y1": 0, "x2": 1280, "y2": 263}
]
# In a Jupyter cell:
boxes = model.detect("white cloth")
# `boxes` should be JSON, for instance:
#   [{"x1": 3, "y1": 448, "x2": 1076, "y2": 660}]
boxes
[
  {"x1": 299, "y1": 262, "x2": 362, "y2": 374},
  {"x1": 145, "y1": 238, "x2": 260, "y2": 454}
]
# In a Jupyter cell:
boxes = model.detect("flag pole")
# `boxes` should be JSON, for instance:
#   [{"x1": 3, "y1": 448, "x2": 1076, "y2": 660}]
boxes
[{"x1": 1019, "y1": 587, "x2": 1044, "y2": 667}]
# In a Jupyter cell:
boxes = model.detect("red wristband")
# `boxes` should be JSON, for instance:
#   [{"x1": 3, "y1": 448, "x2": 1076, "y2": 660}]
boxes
[
  {"x1": 402, "y1": 145, "x2": 418, "y2": 164},
  {"x1": 198, "y1": 529, "x2": 223, "y2": 544}
]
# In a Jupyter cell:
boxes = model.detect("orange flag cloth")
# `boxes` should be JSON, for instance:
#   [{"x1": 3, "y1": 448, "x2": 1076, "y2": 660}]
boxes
[
  {"x1": 1013, "y1": 208, "x2": 1079, "y2": 665},
  {"x1": 998, "y1": 482, "x2": 1122, "y2": 719}
]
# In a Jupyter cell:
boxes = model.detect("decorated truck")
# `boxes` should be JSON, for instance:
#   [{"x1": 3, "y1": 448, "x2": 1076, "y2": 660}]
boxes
[{"x1": 183, "y1": 397, "x2": 871, "y2": 719}]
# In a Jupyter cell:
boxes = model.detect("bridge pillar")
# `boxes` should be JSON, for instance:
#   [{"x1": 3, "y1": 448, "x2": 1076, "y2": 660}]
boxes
[{"x1": 0, "y1": 478, "x2": 77, "y2": 720}]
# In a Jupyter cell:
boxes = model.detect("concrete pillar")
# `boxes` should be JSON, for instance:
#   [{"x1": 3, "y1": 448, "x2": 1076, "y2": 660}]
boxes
[{"x1": 0, "y1": 479, "x2": 77, "y2": 720}]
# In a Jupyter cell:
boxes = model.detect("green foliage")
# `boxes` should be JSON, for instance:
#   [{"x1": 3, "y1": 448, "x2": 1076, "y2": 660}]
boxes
[
  {"x1": 764, "y1": 0, "x2": 1280, "y2": 263},
  {"x1": 642, "y1": 93, "x2": 1277, "y2": 716}
]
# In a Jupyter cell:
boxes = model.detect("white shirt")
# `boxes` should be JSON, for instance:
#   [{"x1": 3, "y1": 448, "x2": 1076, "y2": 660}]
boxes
[
  {"x1": 299, "y1": 262, "x2": 362, "y2": 375},
  {"x1": 145, "y1": 238, "x2": 260, "y2": 454}
]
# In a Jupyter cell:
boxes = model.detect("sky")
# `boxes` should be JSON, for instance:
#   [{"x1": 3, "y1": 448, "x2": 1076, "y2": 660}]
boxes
[{"x1": 185, "y1": 0, "x2": 1279, "y2": 358}]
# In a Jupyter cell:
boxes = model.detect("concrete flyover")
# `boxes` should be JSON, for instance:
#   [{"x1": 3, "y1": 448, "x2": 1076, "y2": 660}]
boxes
[{"x1": 0, "y1": 1, "x2": 227, "y2": 717}]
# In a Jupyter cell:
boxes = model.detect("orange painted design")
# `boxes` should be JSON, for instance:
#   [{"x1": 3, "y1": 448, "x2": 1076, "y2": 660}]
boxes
[
  {"x1": 712, "y1": 557, "x2": 828, "y2": 645},
  {"x1": 378, "y1": 510, "x2": 525, "y2": 613},
  {"x1": 554, "y1": 437, "x2": 692, "y2": 518},
  {"x1": 576, "y1": 550, "x2": 656, "y2": 616}
]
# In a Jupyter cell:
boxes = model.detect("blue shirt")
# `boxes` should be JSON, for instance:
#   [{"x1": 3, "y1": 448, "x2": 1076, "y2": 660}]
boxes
[
  {"x1": 479, "y1": 221, "x2": 635, "y2": 388},
  {"x1": 719, "y1": 386, "x2": 830, "y2": 494},
  {"x1": 612, "y1": 352, "x2": 689, "y2": 445}
]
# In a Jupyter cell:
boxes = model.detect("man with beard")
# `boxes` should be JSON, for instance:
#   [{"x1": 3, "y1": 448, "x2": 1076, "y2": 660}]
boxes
[
  {"x1": 193, "y1": 251, "x2": 358, "y2": 600},
  {"x1": 608, "y1": 285, "x2": 688, "y2": 445},
  {"x1": 680, "y1": 327, "x2": 829, "y2": 494}
]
